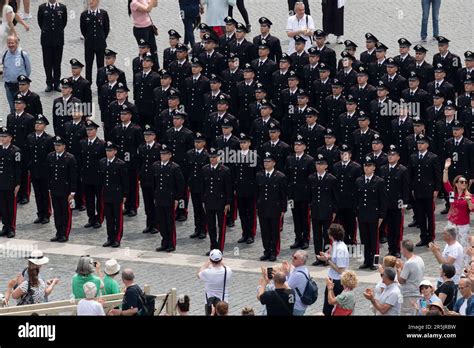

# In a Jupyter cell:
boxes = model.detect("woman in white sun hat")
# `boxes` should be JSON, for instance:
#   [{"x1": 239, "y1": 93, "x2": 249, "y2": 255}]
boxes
[{"x1": 102, "y1": 259, "x2": 121, "y2": 295}]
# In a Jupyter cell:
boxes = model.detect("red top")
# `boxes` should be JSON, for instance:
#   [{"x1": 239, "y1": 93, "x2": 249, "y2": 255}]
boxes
[{"x1": 444, "y1": 181, "x2": 474, "y2": 225}]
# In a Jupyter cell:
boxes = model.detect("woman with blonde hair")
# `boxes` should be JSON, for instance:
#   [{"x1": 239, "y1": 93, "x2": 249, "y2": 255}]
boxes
[{"x1": 326, "y1": 270, "x2": 358, "y2": 315}]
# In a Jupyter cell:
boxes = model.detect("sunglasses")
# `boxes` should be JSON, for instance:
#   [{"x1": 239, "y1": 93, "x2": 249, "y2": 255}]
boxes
[
  {"x1": 420, "y1": 285, "x2": 430, "y2": 290},
  {"x1": 457, "y1": 180, "x2": 467, "y2": 184}
]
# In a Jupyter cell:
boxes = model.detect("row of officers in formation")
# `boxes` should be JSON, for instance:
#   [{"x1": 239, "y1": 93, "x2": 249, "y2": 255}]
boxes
[{"x1": 0, "y1": 104, "x2": 463, "y2": 267}]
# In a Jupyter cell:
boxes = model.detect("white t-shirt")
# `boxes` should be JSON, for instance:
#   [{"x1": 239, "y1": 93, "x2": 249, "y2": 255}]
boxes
[
  {"x1": 77, "y1": 299, "x2": 105, "y2": 316},
  {"x1": 400, "y1": 255, "x2": 425, "y2": 297},
  {"x1": 198, "y1": 265, "x2": 232, "y2": 304},
  {"x1": 285, "y1": 14, "x2": 315, "y2": 54},
  {"x1": 438, "y1": 242, "x2": 464, "y2": 284},
  {"x1": 328, "y1": 241, "x2": 349, "y2": 280},
  {"x1": 459, "y1": 298, "x2": 468, "y2": 316}
]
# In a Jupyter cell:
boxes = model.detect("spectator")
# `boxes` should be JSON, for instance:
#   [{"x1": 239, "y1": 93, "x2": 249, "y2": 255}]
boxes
[
  {"x1": 202, "y1": 0, "x2": 236, "y2": 37},
  {"x1": 316, "y1": 223, "x2": 349, "y2": 316},
  {"x1": 414, "y1": 280, "x2": 441, "y2": 315},
  {"x1": 198, "y1": 249, "x2": 233, "y2": 316},
  {"x1": 288, "y1": 0, "x2": 310, "y2": 15},
  {"x1": 241, "y1": 306, "x2": 255, "y2": 316},
  {"x1": 179, "y1": 0, "x2": 200, "y2": 47},
  {"x1": 213, "y1": 300, "x2": 228, "y2": 316},
  {"x1": 373, "y1": 256, "x2": 397, "y2": 309},
  {"x1": 434, "y1": 264, "x2": 456, "y2": 311},
  {"x1": 109, "y1": 268, "x2": 144, "y2": 316},
  {"x1": 176, "y1": 294, "x2": 190, "y2": 315},
  {"x1": 101, "y1": 259, "x2": 121, "y2": 295},
  {"x1": 426, "y1": 301, "x2": 445, "y2": 315},
  {"x1": 285, "y1": 1, "x2": 315, "y2": 54},
  {"x1": 228, "y1": 0, "x2": 250, "y2": 32},
  {"x1": 16, "y1": 0, "x2": 31, "y2": 20},
  {"x1": 8, "y1": 267, "x2": 59, "y2": 305},
  {"x1": 257, "y1": 270, "x2": 295, "y2": 316},
  {"x1": 72, "y1": 256, "x2": 102, "y2": 299},
  {"x1": 282, "y1": 250, "x2": 310, "y2": 316},
  {"x1": 0, "y1": 0, "x2": 28, "y2": 53},
  {"x1": 2, "y1": 34, "x2": 31, "y2": 112},
  {"x1": 429, "y1": 226, "x2": 464, "y2": 289},
  {"x1": 364, "y1": 267, "x2": 402, "y2": 316},
  {"x1": 128, "y1": 0, "x2": 159, "y2": 65},
  {"x1": 420, "y1": 0, "x2": 441, "y2": 42},
  {"x1": 322, "y1": 0, "x2": 345, "y2": 44},
  {"x1": 443, "y1": 159, "x2": 474, "y2": 265},
  {"x1": 450, "y1": 278, "x2": 474, "y2": 316},
  {"x1": 326, "y1": 270, "x2": 358, "y2": 316},
  {"x1": 77, "y1": 282, "x2": 105, "y2": 316},
  {"x1": 396, "y1": 239, "x2": 425, "y2": 315}
]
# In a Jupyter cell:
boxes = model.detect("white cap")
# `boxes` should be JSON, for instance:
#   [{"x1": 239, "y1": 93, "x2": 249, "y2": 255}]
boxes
[
  {"x1": 104, "y1": 259, "x2": 121, "y2": 276},
  {"x1": 419, "y1": 279, "x2": 433, "y2": 288},
  {"x1": 27, "y1": 250, "x2": 49, "y2": 265},
  {"x1": 209, "y1": 249, "x2": 223, "y2": 262}
]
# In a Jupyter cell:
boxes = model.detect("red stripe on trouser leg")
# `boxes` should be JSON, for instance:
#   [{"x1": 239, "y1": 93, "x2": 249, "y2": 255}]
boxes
[
  {"x1": 431, "y1": 199, "x2": 435, "y2": 241},
  {"x1": 252, "y1": 199, "x2": 257, "y2": 237},
  {"x1": 172, "y1": 206, "x2": 176, "y2": 247},
  {"x1": 117, "y1": 202, "x2": 124, "y2": 242},
  {"x1": 306, "y1": 207, "x2": 311, "y2": 242},
  {"x1": 220, "y1": 211, "x2": 227, "y2": 252},
  {"x1": 276, "y1": 217, "x2": 282, "y2": 256},
  {"x1": 65, "y1": 202, "x2": 72, "y2": 239},
  {"x1": 233, "y1": 196, "x2": 237, "y2": 220},
  {"x1": 47, "y1": 192, "x2": 52, "y2": 216},
  {"x1": 135, "y1": 177, "x2": 139, "y2": 210},
  {"x1": 12, "y1": 195, "x2": 17, "y2": 230},
  {"x1": 185, "y1": 188, "x2": 190, "y2": 215},
  {"x1": 399, "y1": 210, "x2": 404, "y2": 245}
]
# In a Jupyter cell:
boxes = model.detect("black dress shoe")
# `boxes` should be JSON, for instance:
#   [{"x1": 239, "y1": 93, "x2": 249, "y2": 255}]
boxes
[
  {"x1": 54, "y1": 85, "x2": 61, "y2": 92},
  {"x1": 246, "y1": 237, "x2": 254, "y2": 244},
  {"x1": 269, "y1": 254, "x2": 277, "y2": 262},
  {"x1": 156, "y1": 246, "x2": 167, "y2": 252},
  {"x1": 78, "y1": 206, "x2": 86, "y2": 212},
  {"x1": 237, "y1": 236, "x2": 247, "y2": 243},
  {"x1": 406, "y1": 204, "x2": 413, "y2": 210},
  {"x1": 370, "y1": 265, "x2": 378, "y2": 271},
  {"x1": 18, "y1": 198, "x2": 29, "y2": 205},
  {"x1": 392, "y1": 252, "x2": 401, "y2": 258},
  {"x1": 142, "y1": 226, "x2": 152, "y2": 233},
  {"x1": 34, "y1": 217, "x2": 43, "y2": 224},
  {"x1": 149, "y1": 229, "x2": 159, "y2": 234},
  {"x1": 84, "y1": 222, "x2": 94, "y2": 228},
  {"x1": 127, "y1": 210, "x2": 137, "y2": 217},
  {"x1": 102, "y1": 241, "x2": 113, "y2": 247},
  {"x1": 166, "y1": 247, "x2": 176, "y2": 252},
  {"x1": 189, "y1": 231, "x2": 200, "y2": 238},
  {"x1": 0, "y1": 230, "x2": 8, "y2": 237},
  {"x1": 41, "y1": 218, "x2": 50, "y2": 224},
  {"x1": 408, "y1": 221, "x2": 419, "y2": 228},
  {"x1": 93, "y1": 222, "x2": 101, "y2": 229},
  {"x1": 379, "y1": 236, "x2": 388, "y2": 244},
  {"x1": 45, "y1": 84, "x2": 53, "y2": 92},
  {"x1": 123, "y1": 209, "x2": 131, "y2": 215},
  {"x1": 111, "y1": 241, "x2": 120, "y2": 248},
  {"x1": 259, "y1": 254, "x2": 270, "y2": 261},
  {"x1": 57, "y1": 236, "x2": 68, "y2": 242},
  {"x1": 50, "y1": 236, "x2": 60, "y2": 242},
  {"x1": 226, "y1": 220, "x2": 235, "y2": 227},
  {"x1": 7, "y1": 231, "x2": 15, "y2": 238},
  {"x1": 176, "y1": 215, "x2": 187, "y2": 222},
  {"x1": 290, "y1": 240, "x2": 301, "y2": 249},
  {"x1": 300, "y1": 242, "x2": 309, "y2": 250},
  {"x1": 312, "y1": 260, "x2": 324, "y2": 266},
  {"x1": 205, "y1": 251, "x2": 210, "y2": 256},
  {"x1": 415, "y1": 240, "x2": 429, "y2": 247},
  {"x1": 198, "y1": 233, "x2": 206, "y2": 239},
  {"x1": 358, "y1": 264, "x2": 370, "y2": 269},
  {"x1": 440, "y1": 207, "x2": 449, "y2": 215}
]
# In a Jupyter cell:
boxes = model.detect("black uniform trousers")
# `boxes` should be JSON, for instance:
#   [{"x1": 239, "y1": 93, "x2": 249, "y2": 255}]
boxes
[
  {"x1": 32, "y1": 178, "x2": 51, "y2": 219},
  {"x1": 0, "y1": 190, "x2": 16, "y2": 232},
  {"x1": 236, "y1": 196, "x2": 256, "y2": 238},
  {"x1": 226, "y1": 194, "x2": 236, "y2": 225},
  {"x1": 18, "y1": 160, "x2": 30, "y2": 201},
  {"x1": 190, "y1": 192, "x2": 206, "y2": 233},
  {"x1": 414, "y1": 198, "x2": 435, "y2": 243},
  {"x1": 74, "y1": 175, "x2": 85, "y2": 208},
  {"x1": 258, "y1": 213, "x2": 281, "y2": 256},
  {"x1": 336, "y1": 208, "x2": 357, "y2": 245},
  {"x1": 311, "y1": 215, "x2": 332, "y2": 256},
  {"x1": 42, "y1": 45, "x2": 63, "y2": 86},
  {"x1": 141, "y1": 184, "x2": 157, "y2": 229},
  {"x1": 125, "y1": 168, "x2": 139, "y2": 212},
  {"x1": 205, "y1": 206, "x2": 227, "y2": 251},
  {"x1": 156, "y1": 205, "x2": 176, "y2": 248},
  {"x1": 84, "y1": 184, "x2": 103, "y2": 224},
  {"x1": 176, "y1": 187, "x2": 189, "y2": 219},
  {"x1": 84, "y1": 42, "x2": 105, "y2": 83},
  {"x1": 104, "y1": 201, "x2": 124, "y2": 242},
  {"x1": 51, "y1": 195, "x2": 72, "y2": 239},
  {"x1": 385, "y1": 208, "x2": 404, "y2": 254},
  {"x1": 358, "y1": 220, "x2": 379, "y2": 267},
  {"x1": 323, "y1": 279, "x2": 343, "y2": 316},
  {"x1": 291, "y1": 201, "x2": 310, "y2": 243}
]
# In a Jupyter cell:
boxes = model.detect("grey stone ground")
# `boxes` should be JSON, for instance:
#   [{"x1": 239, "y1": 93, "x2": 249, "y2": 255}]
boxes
[{"x1": 0, "y1": 0, "x2": 473, "y2": 315}]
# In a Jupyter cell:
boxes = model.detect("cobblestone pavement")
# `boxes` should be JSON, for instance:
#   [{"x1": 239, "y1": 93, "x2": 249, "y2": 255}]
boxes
[{"x1": 0, "y1": 0, "x2": 473, "y2": 315}]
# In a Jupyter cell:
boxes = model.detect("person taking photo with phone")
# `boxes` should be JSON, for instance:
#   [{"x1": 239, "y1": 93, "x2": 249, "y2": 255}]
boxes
[{"x1": 257, "y1": 267, "x2": 295, "y2": 316}]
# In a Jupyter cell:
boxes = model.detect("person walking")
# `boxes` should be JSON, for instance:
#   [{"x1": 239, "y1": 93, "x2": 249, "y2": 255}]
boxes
[
  {"x1": 179, "y1": 0, "x2": 200, "y2": 48},
  {"x1": 420, "y1": 0, "x2": 441, "y2": 42},
  {"x1": 322, "y1": 0, "x2": 345, "y2": 44}
]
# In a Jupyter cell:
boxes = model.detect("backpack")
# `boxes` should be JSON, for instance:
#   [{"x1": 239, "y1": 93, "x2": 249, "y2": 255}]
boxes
[
  {"x1": 136, "y1": 286, "x2": 156, "y2": 316},
  {"x1": 294, "y1": 271, "x2": 318, "y2": 306},
  {"x1": 2, "y1": 49, "x2": 27, "y2": 66}
]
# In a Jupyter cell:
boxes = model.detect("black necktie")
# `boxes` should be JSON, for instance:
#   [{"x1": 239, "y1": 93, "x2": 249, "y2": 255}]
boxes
[
  {"x1": 123, "y1": 126, "x2": 126, "y2": 131},
  {"x1": 410, "y1": 91, "x2": 414, "y2": 97},
  {"x1": 259, "y1": 61, "x2": 263, "y2": 67},
  {"x1": 89, "y1": 140, "x2": 93, "y2": 146},
  {"x1": 436, "y1": 82, "x2": 440, "y2": 89},
  {"x1": 399, "y1": 120, "x2": 403, "y2": 126},
  {"x1": 419, "y1": 154, "x2": 423, "y2": 160},
  {"x1": 455, "y1": 140, "x2": 459, "y2": 146},
  {"x1": 389, "y1": 166, "x2": 392, "y2": 172},
  {"x1": 57, "y1": 155, "x2": 60, "y2": 161},
  {"x1": 319, "y1": 176, "x2": 323, "y2": 181},
  {"x1": 266, "y1": 173, "x2": 270, "y2": 178},
  {"x1": 366, "y1": 178, "x2": 370, "y2": 184},
  {"x1": 107, "y1": 161, "x2": 111, "y2": 166},
  {"x1": 142, "y1": 73, "x2": 146, "y2": 79},
  {"x1": 147, "y1": 144, "x2": 151, "y2": 150},
  {"x1": 389, "y1": 77, "x2": 393, "y2": 83}
]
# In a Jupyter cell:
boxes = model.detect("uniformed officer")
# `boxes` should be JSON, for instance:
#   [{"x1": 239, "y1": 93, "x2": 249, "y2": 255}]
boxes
[
  {"x1": 311, "y1": 62, "x2": 333, "y2": 113},
  {"x1": 99, "y1": 141, "x2": 128, "y2": 248},
  {"x1": 352, "y1": 113, "x2": 379, "y2": 164},
  {"x1": 27, "y1": 115, "x2": 54, "y2": 224},
  {"x1": 63, "y1": 103, "x2": 87, "y2": 210},
  {"x1": 68, "y1": 59, "x2": 93, "y2": 106},
  {"x1": 185, "y1": 132, "x2": 209, "y2": 239},
  {"x1": 323, "y1": 78, "x2": 346, "y2": 130},
  {"x1": 52, "y1": 78, "x2": 81, "y2": 137},
  {"x1": 331, "y1": 144, "x2": 363, "y2": 245},
  {"x1": 302, "y1": 47, "x2": 321, "y2": 92},
  {"x1": 96, "y1": 49, "x2": 127, "y2": 94},
  {"x1": 432, "y1": 36, "x2": 462, "y2": 85},
  {"x1": 285, "y1": 135, "x2": 314, "y2": 249},
  {"x1": 249, "y1": 100, "x2": 280, "y2": 151},
  {"x1": 287, "y1": 89, "x2": 310, "y2": 139},
  {"x1": 459, "y1": 94, "x2": 474, "y2": 140},
  {"x1": 105, "y1": 83, "x2": 138, "y2": 141},
  {"x1": 349, "y1": 66, "x2": 376, "y2": 115},
  {"x1": 261, "y1": 122, "x2": 290, "y2": 172},
  {"x1": 47, "y1": 136, "x2": 77, "y2": 242},
  {"x1": 17, "y1": 75, "x2": 43, "y2": 117},
  {"x1": 0, "y1": 127, "x2": 21, "y2": 238},
  {"x1": 337, "y1": 94, "x2": 360, "y2": 146},
  {"x1": 110, "y1": 105, "x2": 144, "y2": 217},
  {"x1": 199, "y1": 33, "x2": 226, "y2": 78},
  {"x1": 309, "y1": 154, "x2": 337, "y2": 264},
  {"x1": 80, "y1": 0, "x2": 110, "y2": 83},
  {"x1": 164, "y1": 112, "x2": 194, "y2": 221},
  {"x1": 368, "y1": 81, "x2": 392, "y2": 145},
  {"x1": 425, "y1": 90, "x2": 446, "y2": 137},
  {"x1": 408, "y1": 134, "x2": 442, "y2": 247},
  {"x1": 253, "y1": 17, "x2": 282, "y2": 63},
  {"x1": 290, "y1": 35, "x2": 309, "y2": 79},
  {"x1": 457, "y1": 73, "x2": 473, "y2": 112},
  {"x1": 251, "y1": 40, "x2": 278, "y2": 98},
  {"x1": 298, "y1": 107, "x2": 325, "y2": 158},
  {"x1": 337, "y1": 40, "x2": 362, "y2": 72},
  {"x1": 277, "y1": 75, "x2": 300, "y2": 140},
  {"x1": 394, "y1": 38, "x2": 416, "y2": 79},
  {"x1": 366, "y1": 134, "x2": 388, "y2": 177},
  {"x1": 219, "y1": 16, "x2": 237, "y2": 59},
  {"x1": 272, "y1": 54, "x2": 293, "y2": 108},
  {"x1": 336, "y1": 51, "x2": 358, "y2": 93},
  {"x1": 192, "y1": 23, "x2": 211, "y2": 59},
  {"x1": 234, "y1": 133, "x2": 261, "y2": 244},
  {"x1": 205, "y1": 94, "x2": 239, "y2": 145},
  {"x1": 389, "y1": 101, "x2": 413, "y2": 163},
  {"x1": 355, "y1": 156, "x2": 387, "y2": 270},
  {"x1": 427, "y1": 63, "x2": 456, "y2": 102},
  {"x1": 38, "y1": 0, "x2": 68, "y2": 92},
  {"x1": 433, "y1": 99, "x2": 456, "y2": 161},
  {"x1": 456, "y1": 51, "x2": 474, "y2": 95},
  {"x1": 203, "y1": 74, "x2": 224, "y2": 121},
  {"x1": 201, "y1": 148, "x2": 232, "y2": 254},
  {"x1": 153, "y1": 69, "x2": 173, "y2": 118},
  {"x1": 248, "y1": 82, "x2": 268, "y2": 122},
  {"x1": 184, "y1": 58, "x2": 211, "y2": 131},
  {"x1": 408, "y1": 44, "x2": 434, "y2": 90},
  {"x1": 168, "y1": 43, "x2": 192, "y2": 94},
  {"x1": 312, "y1": 29, "x2": 337, "y2": 77},
  {"x1": 154, "y1": 89, "x2": 187, "y2": 139},
  {"x1": 316, "y1": 128, "x2": 340, "y2": 171},
  {"x1": 368, "y1": 42, "x2": 389, "y2": 86},
  {"x1": 379, "y1": 145, "x2": 410, "y2": 258},
  {"x1": 401, "y1": 71, "x2": 431, "y2": 121},
  {"x1": 98, "y1": 65, "x2": 120, "y2": 117},
  {"x1": 229, "y1": 22, "x2": 257, "y2": 67},
  {"x1": 382, "y1": 57, "x2": 408, "y2": 103},
  {"x1": 360, "y1": 33, "x2": 378, "y2": 67},
  {"x1": 7, "y1": 94, "x2": 35, "y2": 205},
  {"x1": 163, "y1": 29, "x2": 181, "y2": 71},
  {"x1": 138, "y1": 125, "x2": 161, "y2": 235},
  {"x1": 132, "y1": 39, "x2": 158, "y2": 82},
  {"x1": 221, "y1": 53, "x2": 244, "y2": 115},
  {"x1": 134, "y1": 52, "x2": 161, "y2": 128},
  {"x1": 256, "y1": 152, "x2": 287, "y2": 262}
]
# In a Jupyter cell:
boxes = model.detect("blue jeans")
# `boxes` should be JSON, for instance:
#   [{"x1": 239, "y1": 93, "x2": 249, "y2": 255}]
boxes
[
  {"x1": 293, "y1": 308, "x2": 306, "y2": 316},
  {"x1": 180, "y1": 6, "x2": 199, "y2": 46},
  {"x1": 4, "y1": 82, "x2": 17, "y2": 113},
  {"x1": 421, "y1": 0, "x2": 441, "y2": 39}
]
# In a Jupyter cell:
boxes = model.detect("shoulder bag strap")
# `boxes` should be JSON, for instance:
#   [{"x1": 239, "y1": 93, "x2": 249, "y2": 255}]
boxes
[
  {"x1": 222, "y1": 266, "x2": 227, "y2": 301},
  {"x1": 294, "y1": 270, "x2": 309, "y2": 298}
]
